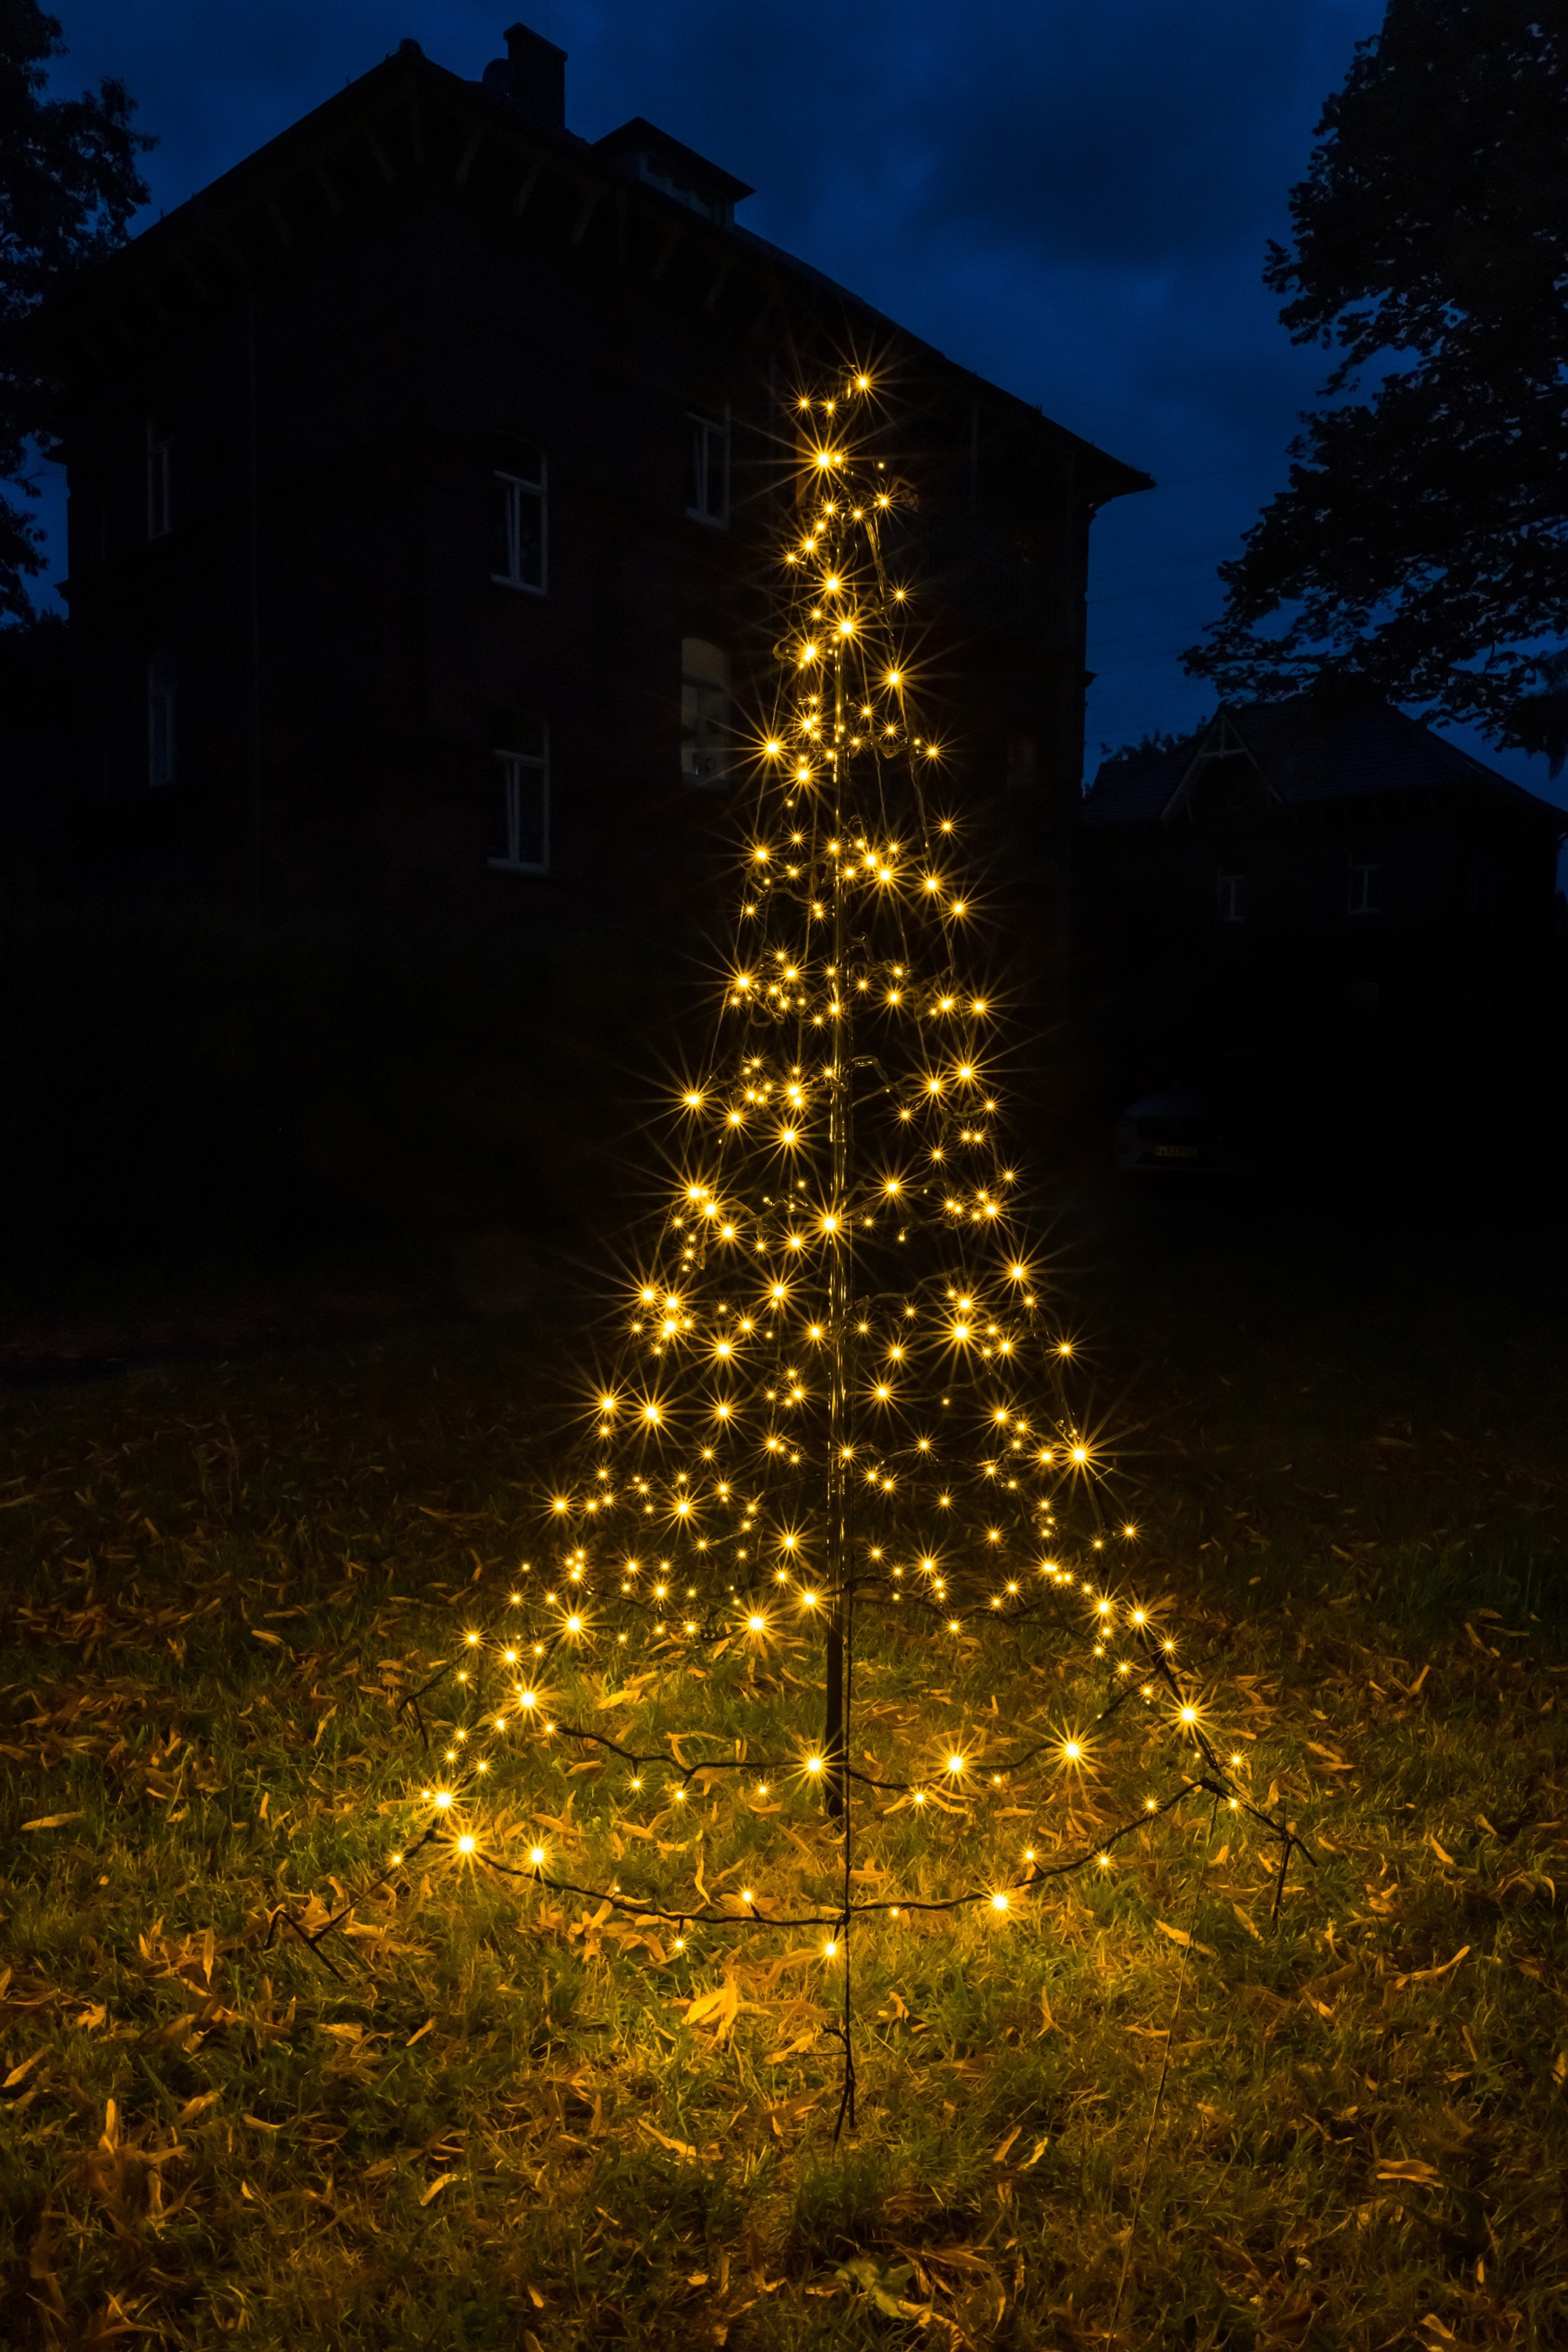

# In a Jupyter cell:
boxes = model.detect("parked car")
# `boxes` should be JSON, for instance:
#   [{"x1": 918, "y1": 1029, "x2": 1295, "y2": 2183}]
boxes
[{"x1": 1114, "y1": 1083, "x2": 1272, "y2": 1178}]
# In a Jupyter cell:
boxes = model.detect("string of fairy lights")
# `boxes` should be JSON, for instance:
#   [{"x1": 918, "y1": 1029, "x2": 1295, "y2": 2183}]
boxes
[{"x1": 321, "y1": 375, "x2": 1310, "y2": 2122}]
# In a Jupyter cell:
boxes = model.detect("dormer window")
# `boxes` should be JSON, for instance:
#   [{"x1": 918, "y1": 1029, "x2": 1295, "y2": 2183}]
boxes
[
  {"x1": 593, "y1": 118, "x2": 754, "y2": 232},
  {"x1": 631, "y1": 153, "x2": 723, "y2": 220}
]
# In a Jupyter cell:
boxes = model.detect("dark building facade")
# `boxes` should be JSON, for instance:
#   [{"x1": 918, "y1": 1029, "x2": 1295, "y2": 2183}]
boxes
[
  {"x1": 1079, "y1": 696, "x2": 1567, "y2": 1090},
  {"x1": 38, "y1": 20, "x2": 1149, "y2": 976}
]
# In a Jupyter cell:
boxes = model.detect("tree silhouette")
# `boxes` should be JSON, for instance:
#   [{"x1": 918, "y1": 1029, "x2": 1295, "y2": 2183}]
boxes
[
  {"x1": 1183, "y1": 0, "x2": 1568, "y2": 757},
  {"x1": 1, "y1": 2, "x2": 154, "y2": 622}
]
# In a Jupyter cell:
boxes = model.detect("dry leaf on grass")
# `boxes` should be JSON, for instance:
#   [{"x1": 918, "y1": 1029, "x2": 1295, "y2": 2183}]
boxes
[
  {"x1": 1396, "y1": 1947, "x2": 1469, "y2": 1987},
  {"x1": 419, "y1": 2172, "x2": 459, "y2": 2205},
  {"x1": 681, "y1": 1978, "x2": 765, "y2": 2044},
  {"x1": 1154, "y1": 1920, "x2": 1218, "y2": 1957}
]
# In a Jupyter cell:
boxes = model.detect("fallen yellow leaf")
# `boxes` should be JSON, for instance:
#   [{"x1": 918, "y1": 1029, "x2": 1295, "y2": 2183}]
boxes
[{"x1": 1154, "y1": 1920, "x2": 1218, "y2": 1958}]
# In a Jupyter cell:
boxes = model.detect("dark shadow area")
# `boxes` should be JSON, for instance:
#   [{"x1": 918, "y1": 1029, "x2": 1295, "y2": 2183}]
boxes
[{"x1": 0, "y1": 898, "x2": 712, "y2": 1372}]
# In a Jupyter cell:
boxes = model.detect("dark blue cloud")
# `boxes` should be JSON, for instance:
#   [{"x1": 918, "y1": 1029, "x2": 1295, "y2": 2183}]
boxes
[{"x1": 32, "y1": 0, "x2": 1566, "y2": 811}]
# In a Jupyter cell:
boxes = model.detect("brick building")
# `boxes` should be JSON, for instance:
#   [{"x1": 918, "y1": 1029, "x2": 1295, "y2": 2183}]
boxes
[{"x1": 38, "y1": 19, "x2": 1150, "y2": 978}]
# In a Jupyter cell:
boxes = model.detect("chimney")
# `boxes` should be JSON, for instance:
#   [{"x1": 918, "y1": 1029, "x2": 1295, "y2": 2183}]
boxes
[{"x1": 501, "y1": 21, "x2": 566, "y2": 126}]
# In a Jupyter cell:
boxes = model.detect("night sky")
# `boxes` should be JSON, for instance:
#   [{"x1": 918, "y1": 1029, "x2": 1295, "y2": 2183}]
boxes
[{"x1": 31, "y1": 0, "x2": 1568, "y2": 815}]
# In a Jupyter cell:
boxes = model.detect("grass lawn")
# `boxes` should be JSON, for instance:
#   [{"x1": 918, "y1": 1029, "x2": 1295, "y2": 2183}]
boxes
[{"x1": 1, "y1": 1178, "x2": 1565, "y2": 2350}]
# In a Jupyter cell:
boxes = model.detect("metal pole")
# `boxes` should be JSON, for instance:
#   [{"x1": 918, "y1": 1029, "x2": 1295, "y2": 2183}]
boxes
[{"x1": 822, "y1": 633, "x2": 851, "y2": 1820}]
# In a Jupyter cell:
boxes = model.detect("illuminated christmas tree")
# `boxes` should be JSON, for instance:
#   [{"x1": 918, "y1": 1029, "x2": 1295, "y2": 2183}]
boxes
[{"x1": 383, "y1": 378, "x2": 1301, "y2": 2114}]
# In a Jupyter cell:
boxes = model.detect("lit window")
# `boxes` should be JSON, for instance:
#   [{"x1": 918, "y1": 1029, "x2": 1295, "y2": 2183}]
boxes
[
  {"x1": 681, "y1": 637, "x2": 730, "y2": 782},
  {"x1": 1217, "y1": 871, "x2": 1247, "y2": 924},
  {"x1": 490, "y1": 713, "x2": 549, "y2": 874},
  {"x1": 492, "y1": 448, "x2": 546, "y2": 593},
  {"x1": 686, "y1": 409, "x2": 730, "y2": 527},
  {"x1": 147, "y1": 652, "x2": 176, "y2": 787},
  {"x1": 146, "y1": 420, "x2": 172, "y2": 541}
]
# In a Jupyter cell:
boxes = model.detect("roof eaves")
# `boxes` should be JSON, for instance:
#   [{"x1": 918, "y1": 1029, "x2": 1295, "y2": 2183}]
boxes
[
  {"x1": 38, "y1": 41, "x2": 1153, "y2": 503},
  {"x1": 730, "y1": 226, "x2": 1151, "y2": 499}
]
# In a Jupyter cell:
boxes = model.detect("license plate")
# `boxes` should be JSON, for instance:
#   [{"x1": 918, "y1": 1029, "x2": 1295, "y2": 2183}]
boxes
[{"x1": 1154, "y1": 1144, "x2": 1200, "y2": 1160}]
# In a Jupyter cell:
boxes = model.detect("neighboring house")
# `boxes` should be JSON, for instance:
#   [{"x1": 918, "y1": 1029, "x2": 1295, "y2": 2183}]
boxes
[
  {"x1": 1078, "y1": 696, "x2": 1567, "y2": 1069},
  {"x1": 34, "y1": 18, "x2": 1149, "y2": 971}
]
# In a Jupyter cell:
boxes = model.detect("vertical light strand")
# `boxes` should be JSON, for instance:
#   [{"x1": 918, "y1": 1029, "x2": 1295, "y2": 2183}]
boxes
[{"x1": 822, "y1": 597, "x2": 853, "y2": 1821}]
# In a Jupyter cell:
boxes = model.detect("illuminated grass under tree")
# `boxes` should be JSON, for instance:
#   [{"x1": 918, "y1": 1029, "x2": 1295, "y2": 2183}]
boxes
[{"x1": 387, "y1": 377, "x2": 1303, "y2": 2124}]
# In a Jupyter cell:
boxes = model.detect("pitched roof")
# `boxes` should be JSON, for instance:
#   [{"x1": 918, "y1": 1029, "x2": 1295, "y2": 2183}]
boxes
[
  {"x1": 1083, "y1": 696, "x2": 1568, "y2": 832},
  {"x1": 38, "y1": 38, "x2": 1152, "y2": 506}
]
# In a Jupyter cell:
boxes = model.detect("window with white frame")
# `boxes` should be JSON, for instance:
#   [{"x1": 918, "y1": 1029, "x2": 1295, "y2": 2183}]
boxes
[
  {"x1": 685, "y1": 410, "x2": 729, "y2": 526},
  {"x1": 492, "y1": 447, "x2": 546, "y2": 592},
  {"x1": 1347, "y1": 858, "x2": 1383, "y2": 914},
  {"x1": 147, "y1": 420, "x2": 172, "y2": 540},
  {"x1": 681, "y1": 638, "x2": 730, "y2": 782},
  {"x1": 1217, "y1": 870, "x2": 1247, "y2": 924},
  {"x1": 147, "y1": 652, "x2": 176, "y2": 786},
  {"x1": 490, "y1": 716, "x2": 549, "y2": 873}
]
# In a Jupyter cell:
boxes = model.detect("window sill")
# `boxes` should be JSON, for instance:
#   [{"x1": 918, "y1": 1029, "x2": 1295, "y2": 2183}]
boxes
[
  {"x1": 487, "y1": 858, "x2": 550, "y2": 877},
  {"x1": 490, "y1": 574, "x2": 549, "y2": 597}
]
